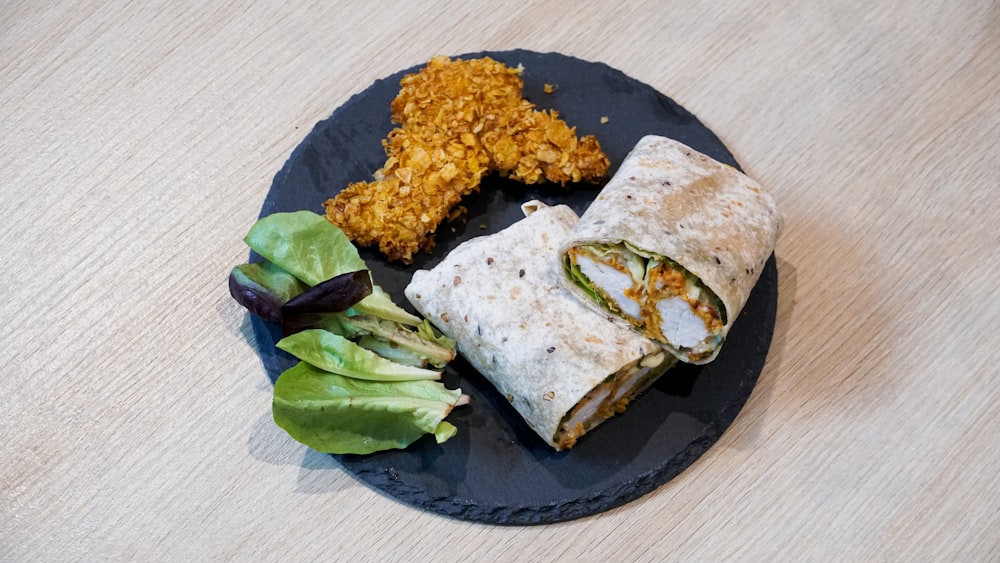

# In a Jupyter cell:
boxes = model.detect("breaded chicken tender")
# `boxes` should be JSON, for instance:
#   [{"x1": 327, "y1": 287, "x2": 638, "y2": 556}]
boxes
[{"x1": 324, "y1": 55, "x2": 610, "y2": 263}]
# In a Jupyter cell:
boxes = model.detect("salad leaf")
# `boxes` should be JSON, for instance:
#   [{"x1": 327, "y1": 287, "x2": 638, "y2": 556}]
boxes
[
  {"x1": 355, "y1": 335, "x2": 425, "y2": 367},
  {"x1": 245, "y1": 210, "x2": 367, "y2": 286},
  {"x1": 433, "y1": 421, "x2": 458, "y2": 444},
  {"x1": 286, "y1": 314, "x2": 455, "y2": 368},
  {"x1": 282, "y1": 270, "x2": 373, "y2": 315},
  {"x1": 417, "y1": 319, "x2": 456, "y2": 350},
  {"x1": 272, "y1": 362, "x2": 466, "y2": 454},
  {"x1": 229, "y1": 260, "x2": 373, "y2": 332},
  {"x1": 229, "y1": 262, "x2": 308, "y2": 323},
  {"x1": 283, "y1": 311, "x2": 364, "y2": 340},
  {"x1": 276, "y1": 329, "x2": 441, "y2": 381},
  {"x1": 351, "y1": 285, "x2": 422, "y2": 326},
  {"x1": 341, "y1": 316, "x2": 455, "y2": 368}
]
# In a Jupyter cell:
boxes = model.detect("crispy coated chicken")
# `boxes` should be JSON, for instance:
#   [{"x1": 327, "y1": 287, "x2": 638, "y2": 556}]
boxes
[{"x1": 323, "y1": 55, "x2": 610, "y2": 263}]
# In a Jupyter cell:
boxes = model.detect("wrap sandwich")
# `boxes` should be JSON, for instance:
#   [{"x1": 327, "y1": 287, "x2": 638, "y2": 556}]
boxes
[
  {"x1": 405, "y1": 201, "x2": 675, "y2": 450},
  {"x1": 559, "y1": 135, "x2": 781, "y2": 364}
]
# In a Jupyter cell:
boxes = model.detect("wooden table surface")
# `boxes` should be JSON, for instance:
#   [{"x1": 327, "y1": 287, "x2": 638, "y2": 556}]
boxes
[{"x1": 3, "y1": 1, "x2": 998, "y2": 560}]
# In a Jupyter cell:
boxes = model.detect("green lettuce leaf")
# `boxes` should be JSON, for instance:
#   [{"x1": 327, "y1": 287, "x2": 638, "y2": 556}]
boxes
[
  {"x1": 272, "y1": 362, "x2": 465, "y2": 454},
  {"x1": 245, "y1": 210, "x2": 367, "y2": 286},
  {"x1": 417, "y1": 319, "x2": 456, "y2": 349},
  {"x1": 564, "y1": 256, "x2": 606, "y2": 307},
  {"x1": 344, "y1": 316, "x2": 455, "y2": 368},
  {"x1": 351, "y1": 285, "x2": 422, "y2": 326},
  {"x1": 276, "y1": 329, "x2": 441, "y2": 381},
  {"x1": 433, "y1": 421, "x2": 458, "y2": 444}
]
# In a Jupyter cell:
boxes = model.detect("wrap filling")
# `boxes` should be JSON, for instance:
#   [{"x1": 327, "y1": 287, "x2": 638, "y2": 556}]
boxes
[
  {"x1": 554, "y1": 350, "x2": 672, "y2": 450},
  {"x1": 565, "y1": 242, "x2": 727, "y2": 362}
]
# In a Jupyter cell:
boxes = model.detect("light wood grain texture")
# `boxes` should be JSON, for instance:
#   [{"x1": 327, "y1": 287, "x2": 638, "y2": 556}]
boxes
[{"x1": 2, "y1": 0, "x2": 998, "y2": 560}]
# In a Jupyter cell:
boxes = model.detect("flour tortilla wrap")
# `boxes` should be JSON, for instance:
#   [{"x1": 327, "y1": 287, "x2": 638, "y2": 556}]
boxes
[
  {"x1": 405, "y1": 201, "x2": 674, "y2": 450},
  {"x1": 559, "y1": 135, "x2": 781, "y2": 364}
]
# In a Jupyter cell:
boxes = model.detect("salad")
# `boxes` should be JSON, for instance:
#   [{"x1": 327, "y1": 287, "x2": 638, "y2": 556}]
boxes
[{"x1": 229, "y1": 211, "x2": 467, "y2": 455}]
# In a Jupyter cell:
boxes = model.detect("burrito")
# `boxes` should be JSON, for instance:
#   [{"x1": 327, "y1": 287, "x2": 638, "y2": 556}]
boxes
[
  {"x1": 405, "y1": 201, "x2": 675, "y2": 450},
  {"x1": 559, "y1": 135, "x2": 780, "y2": 364}
]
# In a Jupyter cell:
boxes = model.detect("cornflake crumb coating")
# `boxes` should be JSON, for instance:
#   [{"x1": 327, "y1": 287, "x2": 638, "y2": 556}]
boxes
[{"x1": 323, "y1": 55, "x2": 610, "y2": 263}]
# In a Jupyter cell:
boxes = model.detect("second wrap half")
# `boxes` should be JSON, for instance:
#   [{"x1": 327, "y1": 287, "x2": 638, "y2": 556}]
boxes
[{"x1": 559, "y1": 135, "x2": 781, "y2": 364}]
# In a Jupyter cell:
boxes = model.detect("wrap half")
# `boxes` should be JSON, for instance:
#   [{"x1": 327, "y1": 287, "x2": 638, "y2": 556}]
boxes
[
  {"x1": 559, "y1": 135, "x2": 781, "y2": 364},
  {"x1": 405, "y1": 201, "x2": 675, "y2": 450}
]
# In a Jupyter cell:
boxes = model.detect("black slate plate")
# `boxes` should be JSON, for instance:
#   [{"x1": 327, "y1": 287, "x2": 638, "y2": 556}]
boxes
[{"x1": 250, "y1": 50, "x2": 777, "y2": 525}]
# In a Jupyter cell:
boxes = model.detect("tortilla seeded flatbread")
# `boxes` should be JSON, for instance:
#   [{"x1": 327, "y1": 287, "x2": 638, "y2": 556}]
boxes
[
  {"x1": 559, "y1": 135, "x2": 781, "y2": 364},
  {"x1": 405, "y1": 201, "x2": 674, "y2": 450}
]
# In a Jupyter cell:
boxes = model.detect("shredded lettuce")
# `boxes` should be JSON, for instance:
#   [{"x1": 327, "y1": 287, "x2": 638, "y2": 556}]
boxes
[{"x1": 564, "y1": 256, "x2": 606, "y2": 307}]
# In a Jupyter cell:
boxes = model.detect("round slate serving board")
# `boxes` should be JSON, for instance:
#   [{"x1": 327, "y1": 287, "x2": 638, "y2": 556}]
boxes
[{"x1": 250, "y1": 50, "x2": 777, "y2": 525}]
